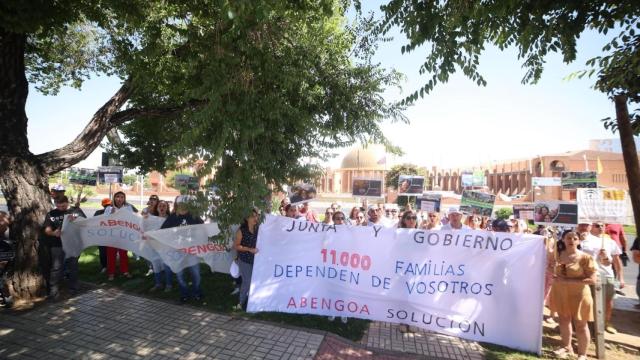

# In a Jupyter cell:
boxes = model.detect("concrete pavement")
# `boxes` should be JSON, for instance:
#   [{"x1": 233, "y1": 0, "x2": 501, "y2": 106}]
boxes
[{"x1": 0, "y1": 287, "x2": 485, "y2": 360}]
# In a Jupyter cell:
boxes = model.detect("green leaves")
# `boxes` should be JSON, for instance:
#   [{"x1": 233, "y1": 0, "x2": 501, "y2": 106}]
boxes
[{"x1": 378, "y1": 0, "x2": 640, "y2": 108}]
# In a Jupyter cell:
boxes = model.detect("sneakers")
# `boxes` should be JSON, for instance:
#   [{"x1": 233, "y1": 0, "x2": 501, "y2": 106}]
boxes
[
  {"x1": 145, "y1": 269, "x2": 154, "y2": 277},
  {"x1": 340, "y1": 317, "x2": 348, "y2": 324},
  {"x1": 164, "y1": 286, "x2": 172, "y2": 293},
  {"x1": 327, "y1": 316, "x2": 335, "y2": 321},
  {"x1": 233, "y1": 304, "x2": 243, "y2": 311},
  {"x1": 123, "y1": 272, "x2": 133, "y2": 279},
  {"x1": 107, "y1": 275, "x2": 115, "y2": 281},
  {"x1": 149, "y1": 285, "x2": 163, "y2": 292},
  {"x1": 100, "y1": 267, "x2": 107, "y2": 274},
  {"x1": 553, "y1": 347, "x2": 574, "y2": 359},
  {"x1": 605, "y1": 324, "x2": 618, "y2": 334},
  {"x1": 230, "y1": 287, "x2": 240, "y2": 295}
]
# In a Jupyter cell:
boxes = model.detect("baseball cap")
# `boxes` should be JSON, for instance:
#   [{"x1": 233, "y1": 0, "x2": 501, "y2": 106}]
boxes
[
  {"x1": 51, "y1": 184, "x2": 65, "y2": 192},
  {"x1": 101, "y1": 198, "x2": 112, "y2": 207},
  {"x1": 447, "y1": 207, "x2": 463, "y2": 215}
]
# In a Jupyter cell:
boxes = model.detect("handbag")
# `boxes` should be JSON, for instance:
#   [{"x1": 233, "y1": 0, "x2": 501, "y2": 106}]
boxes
[{"x1": 230, "y1": 260, "x2": 240, "y2": 278}]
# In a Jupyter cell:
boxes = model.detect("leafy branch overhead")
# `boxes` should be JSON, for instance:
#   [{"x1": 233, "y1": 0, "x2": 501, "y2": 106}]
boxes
[{"x1": 378, "y1": 0, "x2": 640, "y2": 112}]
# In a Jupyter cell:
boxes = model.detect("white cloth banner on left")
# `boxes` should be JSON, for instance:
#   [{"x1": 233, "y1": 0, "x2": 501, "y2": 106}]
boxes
[
  {"x1": 249, "y1": 215, "x2": 545, "y2": 354},
  {"x1": 61, "y1": 211, "x2": 231, "y2": 273}
]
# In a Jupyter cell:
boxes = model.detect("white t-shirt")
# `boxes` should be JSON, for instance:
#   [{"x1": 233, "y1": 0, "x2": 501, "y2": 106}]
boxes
[
  {"x1": 441, "y1": 223, "x2": 470, "y2": 231},
  {"x1": 580, "y1": 234, "x2": 621, "y2": 278}
]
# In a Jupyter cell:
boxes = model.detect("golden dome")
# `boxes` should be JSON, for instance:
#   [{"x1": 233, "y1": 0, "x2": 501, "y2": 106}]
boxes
[{"x1": 340, "y1": 145, "x2": 387, "y2": 170}]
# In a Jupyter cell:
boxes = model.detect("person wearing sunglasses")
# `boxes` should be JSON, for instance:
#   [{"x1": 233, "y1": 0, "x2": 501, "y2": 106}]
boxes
[
  {"x1": 420, "y1": 212, "x2": 441, "y2": 230},
  {"x1": 323, "y1": 208, "x2": 334, "y2": 225},
  {"x1": 399, "y1": 210, "x2": 418, "y2": 229}
]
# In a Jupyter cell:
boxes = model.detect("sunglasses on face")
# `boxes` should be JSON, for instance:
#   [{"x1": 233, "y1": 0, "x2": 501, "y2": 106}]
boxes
[
  {"x1": 404, "y1": 216, "x2": 417, "y2": 220},
  {"x1": 334, "y1": 216, "x2": 345, "y2": 220}
]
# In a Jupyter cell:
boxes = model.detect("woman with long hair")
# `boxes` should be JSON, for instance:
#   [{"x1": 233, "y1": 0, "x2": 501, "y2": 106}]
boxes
[
  {"x1": 233, "y1": 208, "x2": 260, "y2": 310},
  {"x1": 323, "y1": 208, "x2": 334, "y2": 225},
  {"x1": 348, "y1": 207, "x2": 360, "y2": 224},
  {"x1": 465, "y1": 214, "x2": 482, "y2": 230},
  {"x1": 399, "y1": 210, "x2": 418, "y2": 229},
  {"x1": 420, "y1": 212, "x2": 441, "y2": 230},
  {"x1": 156, "y1": 200, "x2": 171, "y2": 218},
  {"x1": 150, "y1": 200, "x2": 173, "y2": 292},
  {"x1": 548, "y1": 231, "x2": 597, "y2": 360},
  {"x1": 106, "y1": 191, "x2": 136, "y2": 280},
  {"x1": 397, "y1": 210, "x2": 418, "y2": 333}
]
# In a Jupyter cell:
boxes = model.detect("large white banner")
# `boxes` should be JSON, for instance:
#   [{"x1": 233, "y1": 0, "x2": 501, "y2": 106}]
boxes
[
  {"x1": 61, "y1": 211, "x2": 231, "y2": 273},
  {"x1": 577, "y1": 188, "x2": 628, "y2": 224},
  {"x1": 249, "y1": 215, "x2": 545, "y2": 354}
]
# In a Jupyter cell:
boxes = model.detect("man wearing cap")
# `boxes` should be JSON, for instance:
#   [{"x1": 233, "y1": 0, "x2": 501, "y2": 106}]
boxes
[
  {"x1": 579, "y1": 222, "x2": 623, "y2": 334},
  {"x1": 161, "y1": 195, "x2": 204, "y2": 303},
  {"x1": 441, "y1": 207, "x2": 470, "y2": 230},
  {"x1": 491, "y1": 219, "x2": 510, "y2": 233},
  {"x1": 41, "y1": 196, "x2": 86, "y2": 299},
  {"x1": 50, "y1": 184, "x2": 66, "y2": 206},
  {"x1": 366, "y1": 205, "x2": 383, "y2": 226},
  {"x1": 93, "y1": 198, "x2": 112, "y2": 273}
]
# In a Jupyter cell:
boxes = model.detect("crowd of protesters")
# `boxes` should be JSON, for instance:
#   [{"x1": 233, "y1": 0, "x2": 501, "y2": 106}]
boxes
[{"x1": 1, "y1": 184, "x2": 638, "y2": 358}]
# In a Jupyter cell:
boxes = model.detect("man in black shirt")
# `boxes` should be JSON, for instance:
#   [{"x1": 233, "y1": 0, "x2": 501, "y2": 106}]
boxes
[
  {"x1": 161, "y1": 196, "x2": 204, "y2": 303},
  {"x1": 42, "y1": 196, "x2": 85, "y2": 299}
]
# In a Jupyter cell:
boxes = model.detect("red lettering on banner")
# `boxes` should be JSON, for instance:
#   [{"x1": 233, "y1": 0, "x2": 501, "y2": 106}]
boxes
[
  {"x1": 177, "y1": 243, "x2": 225, "y2": 255},
  {"x1": 99, "y1": 219, "x2": 142, "y2": 232},
  {"x1": 286, "y1": 297, "x2": 370, "y2": 315},
  {"x1": 287, "y1": 297, "x2": 297, "y2": 308}
]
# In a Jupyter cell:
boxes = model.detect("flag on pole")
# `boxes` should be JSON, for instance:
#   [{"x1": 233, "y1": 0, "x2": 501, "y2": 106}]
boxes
[{"x1": 597, "y1": 156, "x2": 604, "y2": 174}]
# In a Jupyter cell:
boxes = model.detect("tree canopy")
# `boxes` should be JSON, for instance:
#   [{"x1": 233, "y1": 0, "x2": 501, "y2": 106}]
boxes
[{"x1": 3, "y1": 0, "x2": 406, "y2": 226}]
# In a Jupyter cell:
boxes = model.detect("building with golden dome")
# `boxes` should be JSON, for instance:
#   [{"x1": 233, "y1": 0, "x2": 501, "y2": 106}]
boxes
[{"x1": 317, "y1": 145, "x2": 391, "y2": 195}]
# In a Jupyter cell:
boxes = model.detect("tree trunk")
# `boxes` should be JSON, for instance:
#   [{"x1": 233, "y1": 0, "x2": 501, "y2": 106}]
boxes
[
  {"x1": 0, "y1": 157, "x2": 51, "y2": 303},
  {"x1": 614, "y1": 95, "x2": 640, "y2": 239},
  {"x1": 0, "y1": 29, "x2": 50, "y2": 303}
]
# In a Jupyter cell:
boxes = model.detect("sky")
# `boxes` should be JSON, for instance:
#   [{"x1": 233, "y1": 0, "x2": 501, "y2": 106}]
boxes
[{"x1": 25, "y1": 4, "x2": 631, "y2": 172}]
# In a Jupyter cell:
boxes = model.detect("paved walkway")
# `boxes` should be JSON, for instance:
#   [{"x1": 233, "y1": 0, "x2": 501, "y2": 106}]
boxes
[{"x1": 0, "y1": 287, "x2": 485, "y2": 360}]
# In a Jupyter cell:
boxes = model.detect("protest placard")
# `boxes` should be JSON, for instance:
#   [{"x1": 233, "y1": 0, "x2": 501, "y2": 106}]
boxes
[
  {"x1": 561, "y1": 171, "x2": 597, "y2": 190},
  {"x1": 533, "y1": 201, "x2": 578, "y2": 226},
  {"x1": 577, "y1": 188, "x2": 628, "y2": 224},
  {"x1": 175, "y1": 175, "x2": 200, "y2": 190},
  {"x1": 98, "y1": 166, "x2": 123, "y2": 184},
  {"x1": 249, "y1": 215, "x2": 545, "y2": 354},
  {"x1": 398, "y1": 175, "x2": 424, "y2": 195},
  {"x1": 460, "y1": 191, "x2": 495, "y2": 216},
  {"x1": 417, "y1": 193, "x2": 441, "y2": 213},
  {"x1": 288, "y1": 183, "x2": 317, "y2": 204},
  {"x1": 352, "y1": 179, "x2": 383, "y2": 198},
  {"x1": 531, "y1": 177, "x2": 561, "y2": 187},
  {"x1": 513, "y1": 204, "x2": 535, "y2": 221},
  {"x1": 68, "y1": 168, "x2": 97, "y2": 186}
]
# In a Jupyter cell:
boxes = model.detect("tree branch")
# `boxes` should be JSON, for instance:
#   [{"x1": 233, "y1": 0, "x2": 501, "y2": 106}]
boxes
[{"x1": 37, "y1": 78, "x2": 133, "y2": 174}]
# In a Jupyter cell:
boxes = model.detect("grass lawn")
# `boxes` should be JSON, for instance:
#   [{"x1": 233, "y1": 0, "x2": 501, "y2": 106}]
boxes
[{"x1": 77, "y1": 247, "x2": 370, "y2": 342}]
